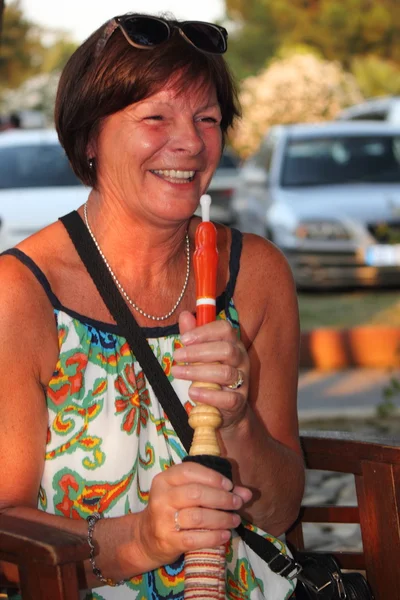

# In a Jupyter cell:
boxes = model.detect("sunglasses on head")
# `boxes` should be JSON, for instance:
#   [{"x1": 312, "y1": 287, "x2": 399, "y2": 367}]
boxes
[{"x1": 95, "y1": 14, "x2": 228, "y2": 58}]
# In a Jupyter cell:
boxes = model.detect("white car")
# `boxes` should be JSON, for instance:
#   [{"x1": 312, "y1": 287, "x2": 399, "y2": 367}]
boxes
[
  {"x1": 195, "y1": 149, "x2": 240, "y2": 225},
  {"x1": 337, "y1": 96, "x2": 400, "y2": 124},
  {"x1": 0, "y1": 129, "x2": 87, "y2": 251},
  {"x1": 232, "y1": 121, "x2": 400, "y2": 289},
  {"x1": 0, "y1": 130, "x2": 239, "y2": 252}
]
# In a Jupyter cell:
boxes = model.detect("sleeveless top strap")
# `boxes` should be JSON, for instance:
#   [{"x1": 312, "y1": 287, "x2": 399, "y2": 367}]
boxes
[
  {"x1": 224, "y1": 227, "x2": 243, "y2": 321},
  {"x1": 0, "y1": 226, "x2": 243, "y2": 326},
  {"x1": 226, "y1": 228, "x2": 243, "y2": 299},
  {"x1": 1, "y1": 248, "x2": 61, "y2": 308}
]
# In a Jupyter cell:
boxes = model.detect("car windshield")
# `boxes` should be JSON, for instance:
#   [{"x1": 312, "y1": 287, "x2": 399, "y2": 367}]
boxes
[
  {"x1": 0, "y1": 143, "x2": 82, "y2": 189},
  {"x1": 281, "y1": 135, "x2": 400, "y2": 187}
]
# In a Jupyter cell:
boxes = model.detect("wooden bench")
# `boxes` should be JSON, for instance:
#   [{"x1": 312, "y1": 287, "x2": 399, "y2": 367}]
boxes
[
  {"x1": 287, "y1": 431, "x2": 400, "y2": 600},
  {"x1": 1, "y1": 431, "x2": 400, "y2": 599}
]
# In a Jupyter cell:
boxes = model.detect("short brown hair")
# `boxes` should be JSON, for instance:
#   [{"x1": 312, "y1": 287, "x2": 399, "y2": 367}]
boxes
[{"x1": 55, "y1": 14, "x2": 241, "y2": 188}]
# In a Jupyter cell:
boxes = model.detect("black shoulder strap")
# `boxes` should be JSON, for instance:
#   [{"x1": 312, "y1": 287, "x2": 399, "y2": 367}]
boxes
[
  {"x1": 59, "y1": 211, "x2": 300, "y2": 582},
  {"x1": 59, "y1": 211, "x2": 193, "y2": 452},
  {"x1": 1, "y1": 248, "x2": 61, "y2": 308}
]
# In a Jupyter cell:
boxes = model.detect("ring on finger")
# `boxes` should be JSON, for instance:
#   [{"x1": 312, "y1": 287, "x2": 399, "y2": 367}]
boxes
[
  {"x1": 227, "y1": 369, "x2": 244, "y2": 390},
  {"x1": 174, "y1": 510, "x2": 181, "y2": 532}
]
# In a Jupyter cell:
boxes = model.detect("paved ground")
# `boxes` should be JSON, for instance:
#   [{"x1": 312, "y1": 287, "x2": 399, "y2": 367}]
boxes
[{"x1": 297, "y1": 367, "x2": 400, "y2": 420}]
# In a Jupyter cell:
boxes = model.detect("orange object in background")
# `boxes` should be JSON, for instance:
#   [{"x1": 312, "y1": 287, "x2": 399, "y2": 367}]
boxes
[{"x1": 300, "y1": 326, "x2": 400, "y2": 369}]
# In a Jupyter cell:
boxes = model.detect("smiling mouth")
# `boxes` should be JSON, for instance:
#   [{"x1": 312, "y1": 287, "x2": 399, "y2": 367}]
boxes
[{"x1": 151, "y1": 169, "x2": 196, "y2": 184}]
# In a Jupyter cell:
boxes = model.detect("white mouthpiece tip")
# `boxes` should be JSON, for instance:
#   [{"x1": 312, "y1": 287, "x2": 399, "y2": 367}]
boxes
[{"x1": 200, "y1": 194, "x2": 212, "y2": 222}]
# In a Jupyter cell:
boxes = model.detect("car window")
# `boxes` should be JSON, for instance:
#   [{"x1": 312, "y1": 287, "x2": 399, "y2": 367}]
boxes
[
  {"x1": 350, "y1": 111, "x2": 387, "y2": 121},
  {"x1": 281, "y1": 135, "x2": 400, "y2": 187},
  {"x1": 0, "y1": 143, "x2": 82, "y2": 189}
]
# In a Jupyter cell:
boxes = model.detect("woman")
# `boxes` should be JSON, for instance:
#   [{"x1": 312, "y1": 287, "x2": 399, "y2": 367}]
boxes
[{"x1": 0, "y1": 13, "x2": 304, "y2": 599}]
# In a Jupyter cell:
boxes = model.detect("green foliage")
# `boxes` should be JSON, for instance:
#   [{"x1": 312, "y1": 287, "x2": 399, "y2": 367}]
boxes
[
  {"x1": 40, "y1": 38, "x2": 78, "y2": 74},
  {"x1": 225, "y1": 1, "x2": 279, "y2": 81},
  {"x1": 351, "y1": 55, "x2": 400, "y2": 97},
  {"x1": 0, "y1": 1, "x2": 77, "y2": 114},
  {"x1": 379, "y1": 377, "x2": 400, "y2": 418},
  {"x1": 298, "y1": 291, "x2": 400, "y2": 330},
  {"x1": 224, "y1": 0, "x2": 400, "y2": 79},
  {"x1": 275, "y1": 43, "x2": 323, "y2": 60},
  {"x1": 379, "y1": 344, "x2": 400, "y2": 418},
  {"x1": 0, "y1": 0, "x2": 44, "y2": 90}
]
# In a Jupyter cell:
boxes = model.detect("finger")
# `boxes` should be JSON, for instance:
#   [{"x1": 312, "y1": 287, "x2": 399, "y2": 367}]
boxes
[
  {"x1": 175, "y1": 507, "x2": 241, "y2": 532},
  {"x1": 156, "y1": 462, "x2": 233, "y2": 491},
  {"x1": 172, "y1": 362, "x2": 245, "y2": 389},
  {"x1": 188, "y1": 387, "x2": 247, "y2": 424},
  {"x1": 180, "y1": 528, "x2": 232, "y2": 551},
  {"x1": 180, "y1": 319, "x2": 237, "y2": 346},
  {"x1": 232, "y1": 486, "x2": 253, "y2": 504},
  {"x1": 173, "y1": 340, "x2": 244, "y2": 367},
  {"x1": 178, "y1": 310, "x2": 197, "y2": 337},
  {"x1": 171, "y1": 483, "x2": 244, "y2": 512}
]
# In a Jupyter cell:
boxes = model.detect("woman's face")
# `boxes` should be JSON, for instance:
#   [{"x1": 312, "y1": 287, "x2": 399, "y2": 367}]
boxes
[{"x1": 94, "y1": 80, "x2": 223, "y2": 225}]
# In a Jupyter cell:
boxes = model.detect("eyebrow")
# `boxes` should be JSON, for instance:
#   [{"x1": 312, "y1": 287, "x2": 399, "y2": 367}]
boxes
[{"x1": 137, "y1": 101, "x2": 221, "y2": 111}]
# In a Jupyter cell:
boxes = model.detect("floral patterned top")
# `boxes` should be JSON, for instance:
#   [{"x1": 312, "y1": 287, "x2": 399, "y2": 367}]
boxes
[{"x1": 3, "y1": 229, "x2": 295, "y2": 600}]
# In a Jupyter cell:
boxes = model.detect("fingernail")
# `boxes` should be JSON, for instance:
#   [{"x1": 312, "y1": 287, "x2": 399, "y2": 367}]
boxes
[
  {"x1": 221, "y1": 477, "x2": 233, "y2": 491},
  {"x1": 189, "y1": 387, "x2": 202, "y2": 400},
  {"x1": 242, "y1": 488, "x2": 253, "y2": 503},
  {"x1": 181, "y1": 332, "x2": 195, "y2": 344},
  {"x1": 174, "y1": 348, "x2": 187, "y2": 361},
  {"x1": 221, "y1": 530, "x2": 231, "y2": 542},
  {"x1": 232, "y1": 514, "x2": 241, "y2": 527},
  {"x1": 171, "y1": 365, "x2": 186, "y2": 378},
  {"x1": 233, "y1": 495, "x2": 243, "y2": 509}
]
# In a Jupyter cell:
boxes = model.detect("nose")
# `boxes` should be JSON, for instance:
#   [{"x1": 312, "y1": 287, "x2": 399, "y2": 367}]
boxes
[{"x1": 171, "y1": 118, "x2": 205, "y2": 155}]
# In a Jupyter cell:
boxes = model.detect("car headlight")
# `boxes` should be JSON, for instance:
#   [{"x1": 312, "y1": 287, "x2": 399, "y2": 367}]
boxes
[{"x1": 295, "y1": 220, "x2": 351, "y2": 241}]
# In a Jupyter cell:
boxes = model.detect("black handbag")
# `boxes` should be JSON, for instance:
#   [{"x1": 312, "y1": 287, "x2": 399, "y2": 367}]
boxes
[
  {"x1": 60, "y1": 210, "x2": 375, "y2": 600},
  {"x1": 294, "y1": 552, "x2": 374, "y2": 600}
]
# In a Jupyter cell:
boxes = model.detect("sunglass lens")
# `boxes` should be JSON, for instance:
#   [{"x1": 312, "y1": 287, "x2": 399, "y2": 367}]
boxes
[
  {"x1": 182, "y1": 23, "x2": 227, "y2": 54},
  {"x1": 123, "y1": 16, "x2": 170, "y2": 47}
]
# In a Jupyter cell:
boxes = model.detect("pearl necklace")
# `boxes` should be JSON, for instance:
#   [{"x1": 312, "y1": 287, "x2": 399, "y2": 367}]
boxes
[{"x1": 83, "y1": 203, "x2": 191, "y2": 321}]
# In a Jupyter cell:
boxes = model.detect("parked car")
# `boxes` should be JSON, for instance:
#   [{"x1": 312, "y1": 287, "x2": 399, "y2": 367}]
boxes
[
  {"x1": 195, "y1": 148, "x2": 240, "y2": 225},
  {"x1": 336, "y1": 96, "x2": 400, "y2": 124},
  {"x1": 232, "y1": 122, "x2": 400, "y2": 289},
  {"x1": 0, "y1": 130, "x2": 238, "y2": 251},
  {"x1": 0, "y1": 129, "x2": 87, "y2": 251}
]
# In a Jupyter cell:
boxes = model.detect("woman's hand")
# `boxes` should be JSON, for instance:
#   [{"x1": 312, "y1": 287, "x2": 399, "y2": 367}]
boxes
[
  {"x1": 171, "y1": 311, "x2": 250, "y2": 430},
  {"x1": 133, "y1": 462, "x2": 252, "y2": 570}
]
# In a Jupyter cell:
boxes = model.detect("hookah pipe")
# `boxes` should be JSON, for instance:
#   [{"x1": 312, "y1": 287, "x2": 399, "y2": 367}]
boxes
[
  {"x1": 182, "y1": 195, "x2": 229, "y2": 600},
  {"x1": 188, "y1": 194, "x2": 222, "y2": 456}
]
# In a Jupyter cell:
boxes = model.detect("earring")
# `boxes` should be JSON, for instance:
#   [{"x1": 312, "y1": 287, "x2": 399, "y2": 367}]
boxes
[{"x1": 88, "y1": 158, "x2": 95, "y2": 170}]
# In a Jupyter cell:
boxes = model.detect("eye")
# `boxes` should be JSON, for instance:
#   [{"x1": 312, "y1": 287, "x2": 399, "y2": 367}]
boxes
[
  {"x1": 145, "y1": 115, "x2": 164, "y2": 121},
  {"x1": 197, "y1": 116, "x2": 220, "y2": 124}
]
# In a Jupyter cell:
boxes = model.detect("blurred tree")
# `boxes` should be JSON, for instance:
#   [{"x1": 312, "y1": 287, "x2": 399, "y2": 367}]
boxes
[
  {"x1": 272, "y1": 0, "x2": 399, "y2": 67},
  {"x1": 230, "y1": 52, "x2": 363, "y2": 158},
  {"x1": 0, "y1": 1, "x2": 77, "y2": 92},
  {"x1": 1, "y1": 72, "x2": 60, "y2": 121},
  {"x1": 0, "y1": 0, "x2": 45, "y2": 90},
  {"x1": 0, "y1": 0, "x2": 4, "y2": 36},
  {"x1": 224, "y1": 0, "x2": 279, "y2": 80},
  {"x1": 225, "y1": 0, "x2": 400, "y2": 77},
  {"x1": 40, "y1": 37, "x2": 77, "y2": 73},
  {"x1": 351, "y1": 55, "x2": 400, "y2": 97}
]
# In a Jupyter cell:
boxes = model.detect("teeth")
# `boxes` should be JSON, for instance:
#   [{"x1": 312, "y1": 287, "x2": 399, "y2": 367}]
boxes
[{"x1": 152, "y1": 169, "x2": 195, "y2": 180}]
